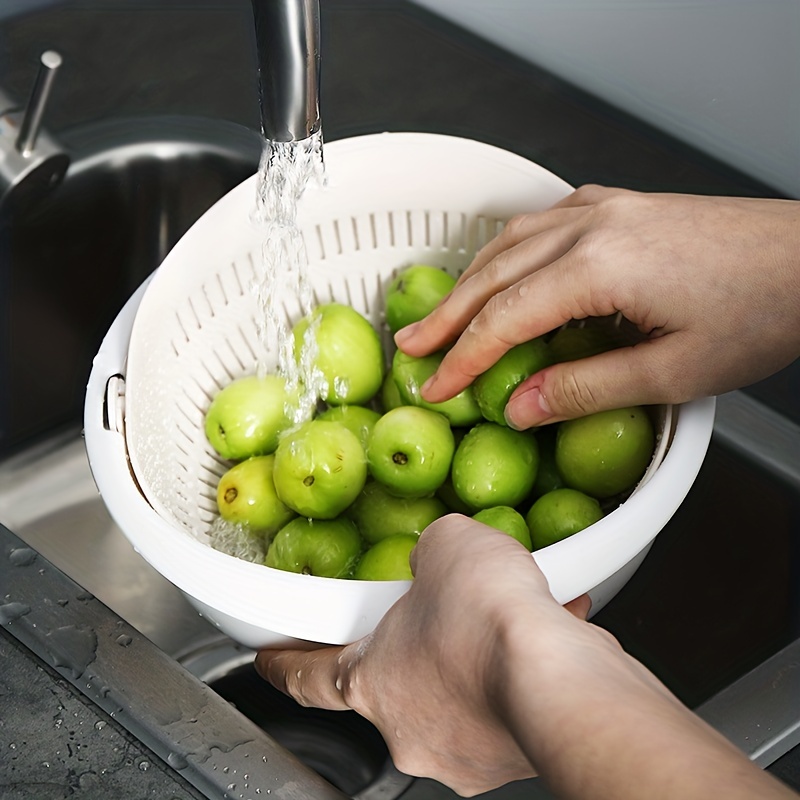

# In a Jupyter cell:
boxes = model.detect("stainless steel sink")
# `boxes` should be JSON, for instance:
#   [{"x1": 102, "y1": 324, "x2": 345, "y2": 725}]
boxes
[{"x1": 2, "y1": 115, "x2": 262, "y2": 456}]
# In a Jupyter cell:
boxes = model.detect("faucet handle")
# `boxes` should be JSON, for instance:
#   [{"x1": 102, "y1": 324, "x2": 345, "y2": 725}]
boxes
[
  {"x1": 16, "y1": 50, "x2": 63, "y2": 156},
  {"x1": 0, "y1": 50, "x2": 70, "y2": 223}
]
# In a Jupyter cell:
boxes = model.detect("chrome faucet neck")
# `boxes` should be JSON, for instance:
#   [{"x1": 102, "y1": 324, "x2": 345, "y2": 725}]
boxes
[{"x1": 251, "y1": 0, "x2": 321, "y2": 143}]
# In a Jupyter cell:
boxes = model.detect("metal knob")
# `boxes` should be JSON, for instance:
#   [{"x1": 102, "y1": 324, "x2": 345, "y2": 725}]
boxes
[
  {"x1": 0, "y1": 50, "x2": 70, "y2": 223},
  {"x1": 250, "y1": 0, "x2": 321, "y2": 143}
]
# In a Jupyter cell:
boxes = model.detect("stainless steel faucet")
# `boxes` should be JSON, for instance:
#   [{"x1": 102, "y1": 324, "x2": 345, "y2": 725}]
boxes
[
  {"x1": 250, "y1": 0, "x2": 321, "y2": 143},
  {"x1": 0, "y1": 50, "x2": 70, "y2": 222}
]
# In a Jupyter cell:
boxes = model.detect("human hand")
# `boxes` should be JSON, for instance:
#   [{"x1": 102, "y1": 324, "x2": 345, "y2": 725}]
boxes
[
  {"x1": 255, "y1": 515, "x2": 592, "y2": 796},
  {"x1": 395, "y1": 186, "x2": 800, "y2": 428},
  {"x1": 256, "y1": 515, "x2": 797, "y2": 799}
]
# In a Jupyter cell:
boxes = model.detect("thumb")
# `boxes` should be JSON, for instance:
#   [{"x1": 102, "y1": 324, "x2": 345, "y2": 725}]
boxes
[
  {"x1": 255, "y1": 644, "x2": 353, "y2": 711},
  {"x1": 504, "y1": 337, "x2": 687, "y2": 427}
]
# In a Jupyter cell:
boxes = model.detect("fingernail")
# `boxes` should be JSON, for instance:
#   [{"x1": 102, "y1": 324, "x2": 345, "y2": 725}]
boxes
[
  {"x1": 394, "y1": 322, "x2": 420, "y2": 349},
  {"x1": 421, "y1": 373, "x2": 438, "y2": 398},
  {"x1": 505, "y1": 385, "x2": 553, "y2": 429},
  {"x1": 253, "y1": 652, "x2": 269, "y2": 679}
]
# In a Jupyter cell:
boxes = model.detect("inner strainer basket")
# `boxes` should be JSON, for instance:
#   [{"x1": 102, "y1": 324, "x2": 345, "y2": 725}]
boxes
[{"x1": 124, "y1": 133, "x2": 669, "y2": 542}]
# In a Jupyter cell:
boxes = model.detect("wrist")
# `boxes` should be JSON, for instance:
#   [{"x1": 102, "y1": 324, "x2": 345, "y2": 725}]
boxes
[{"x1": 489, "y1": 604, "x2": 793, "y2": 800}]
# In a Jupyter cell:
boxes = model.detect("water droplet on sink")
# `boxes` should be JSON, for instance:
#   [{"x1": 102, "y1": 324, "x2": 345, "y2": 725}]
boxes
[
  {"x1": 8, "y1": 547, "x2": 36, "y2": 566},
  {"x1": 168, "y1": 751, "x2": 188, "y2": 770},
  {"x1": 0, "y1": 601, "x2": 30, "y2": 624},
  {"x1": 115, "y1": 634, "x2": 133, "y2": 647},
  {"x1": 44, "y1": 625, "x2": 98, "y2": 678}
]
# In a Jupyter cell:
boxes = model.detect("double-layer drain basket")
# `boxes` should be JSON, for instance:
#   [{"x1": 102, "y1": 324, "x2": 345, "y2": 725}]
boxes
[{"x1": 84, "y1": 133, "x2": 715, "y2": 648}]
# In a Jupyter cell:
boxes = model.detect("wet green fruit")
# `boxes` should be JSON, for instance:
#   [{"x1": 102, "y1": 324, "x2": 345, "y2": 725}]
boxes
[
  {"x1": 526, "y1": 488, "x2": 604, "y2": 549},
  {"x1": 473, "y1": 338, "x2": 552, "y2": 425},
  {"x1": 292, "y1": 303, "x2": 384, "y2": 405},
  {"x1": 354, "y1": 533, "x2": 419, "y2": 581},
  {"x1": 348, "y1": 481, "x2": 447, "y2": 544},
  {"x1": 392, "y1": 349, "x2": 482, "y2": 427},
  {"x1": 205, "y1": 374, "x2": 298, "y2": 460},
  {"x1": 273, "y1": 419, "x2": 367, "y2": 518},
  {"x1": 556, "y1": 406, "x2": 655, "y2": 498},
  {"x1": 384, "y1": 264, "x2": 456, "y2": 334},
  {"x1": 266, "y1": 517, "x2": 363, "y2": 578},
  {"x1": 368, "y1": 406, "x2": 455, "y2": 498},
  {"x1": 472, "y1": 506, "x2": 532, "y2": 550},
  {"x1": 216, "y1": 455, "x2": 296, "y2": 534},
  {"x1": 317, "y1": 404, "x2": 381, "y2": 451},
  {"x1": 452, "y1": 423, "x2": 539, "y2": 510}
]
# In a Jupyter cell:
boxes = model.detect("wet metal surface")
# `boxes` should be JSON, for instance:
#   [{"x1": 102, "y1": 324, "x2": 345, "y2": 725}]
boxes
[{"x1": 0, "y1": 522, "x2": 348, "y2": 800}]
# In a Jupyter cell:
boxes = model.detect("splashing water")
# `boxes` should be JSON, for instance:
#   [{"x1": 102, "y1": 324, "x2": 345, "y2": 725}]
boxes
[
  {"x1": 251, "y1": 131, "x2": 326, "y2": 424},
  {"x1": 209, "y1": 516, "x2": 268, "y2": 564}
]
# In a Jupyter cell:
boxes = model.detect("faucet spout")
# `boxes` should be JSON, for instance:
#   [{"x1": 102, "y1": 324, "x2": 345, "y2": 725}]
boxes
[{"x1": 250, "y1": 0, "x2": 321, "y2": 143}]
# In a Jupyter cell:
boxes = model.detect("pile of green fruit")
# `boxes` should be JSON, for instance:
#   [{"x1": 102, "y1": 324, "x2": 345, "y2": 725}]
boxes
[{"x1": 204, "y1": 264, "x2": 656, "y2": 581}]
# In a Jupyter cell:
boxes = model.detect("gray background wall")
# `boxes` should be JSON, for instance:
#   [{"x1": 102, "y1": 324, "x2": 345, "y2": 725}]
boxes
[{"x1": 411, "y1": 0, "x2": 800, "y2": 198}]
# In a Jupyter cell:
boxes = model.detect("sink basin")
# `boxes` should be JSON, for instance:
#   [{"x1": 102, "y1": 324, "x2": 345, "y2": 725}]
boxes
[
  {"x1": 2, "y1": 389, "x2": 799, "y2": 800},
  {"x1": 1, "y1": 115, "x2": 262, "y2": 457}
]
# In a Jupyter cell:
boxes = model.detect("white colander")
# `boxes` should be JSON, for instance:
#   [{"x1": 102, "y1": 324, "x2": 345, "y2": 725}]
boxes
[{"x1": 84, "y1": 132, "x2": 716, "y2": 649}]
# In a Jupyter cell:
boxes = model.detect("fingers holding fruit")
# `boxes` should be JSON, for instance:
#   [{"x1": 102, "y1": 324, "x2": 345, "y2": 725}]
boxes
[
  {"x1": 394, "y1": 206, "x2": 587, "y2": 359},
  {"x1": 502, "y1": 331, "x2": 701, "y2": 428},
  {"x1": 399, "y1": 190, "x2": 800, "y2": 422}
]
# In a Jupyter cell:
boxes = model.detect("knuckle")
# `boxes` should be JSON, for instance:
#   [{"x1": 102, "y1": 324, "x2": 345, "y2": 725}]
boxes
[
  {"x1": 591, "y1": 624, "x2": 624, "y2": 651},
  {"x1": 467, "y1": 295, "x2": 517, "y2": 350},
  {"x1": 501, "y1": 212, "x2": 530, "y2": 243},
  {"x1": 390, "y1": 747, "x2": 442, "y2": 785},
  {"x1": 389, "y1": 751, "x2": 422, "y2": 781},
  {"x1": 546, "y1": 367, "x2": 598, "y2": 417},
  {"x1": 591, "y1": 189, "x2": 647, "y2": 228},
  {"x1": 339, "y1": 682, "x2": 359, "y2": 711},
  {"x1": 572, "y1": 183, "x2": 604, "y2": 202},
  {"x1": 646, "y1": 354, "x2": 700, "y2": 405},
  {"x1": 283, "y1": 673, "x2": 310, "y2": 707},
  {"x1": 481, "y1": 249, "x2": 513, "y2": 289}
]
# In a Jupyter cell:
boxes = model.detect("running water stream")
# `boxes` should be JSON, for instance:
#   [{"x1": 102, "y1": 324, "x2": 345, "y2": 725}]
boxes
[
  {"x1": 252, "y1": 131, "x2": 326, "y2": 412},
  {"x1": 210, "y1": 132, "x2": 326, "y2": 561}
]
